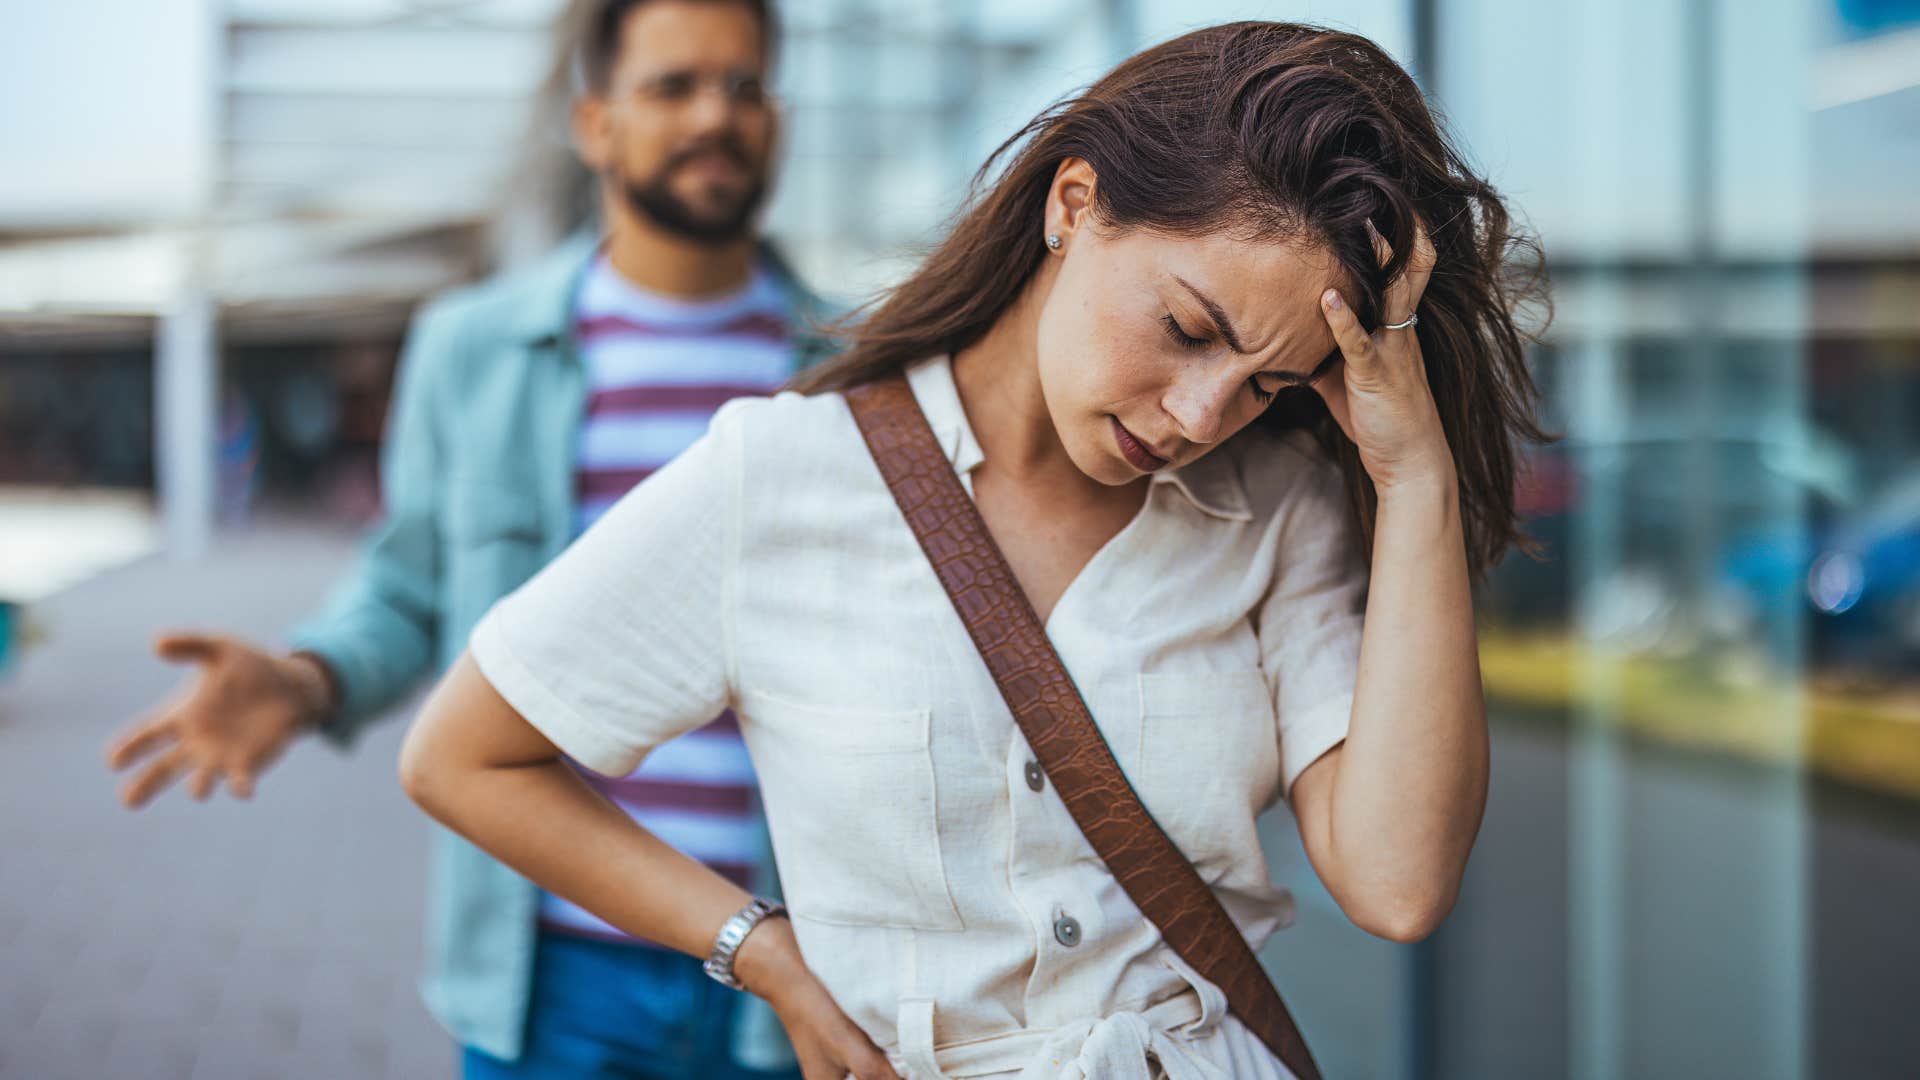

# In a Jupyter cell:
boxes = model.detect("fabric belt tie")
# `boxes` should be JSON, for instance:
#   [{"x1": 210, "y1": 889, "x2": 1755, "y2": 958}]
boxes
[{"x1": 889, "y1": 951, "x2": 1230, "y2": 1080}]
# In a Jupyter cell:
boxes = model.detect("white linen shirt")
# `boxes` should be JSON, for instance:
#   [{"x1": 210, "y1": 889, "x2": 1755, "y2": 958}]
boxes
[{"x1": 469, "y1": 355, "x2": 1368, "y2": 1079}]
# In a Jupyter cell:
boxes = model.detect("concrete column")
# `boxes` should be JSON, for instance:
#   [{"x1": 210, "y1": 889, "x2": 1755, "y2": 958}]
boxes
[{"x1": 156, "y1": 289, "x2": 217, "y2": 559}]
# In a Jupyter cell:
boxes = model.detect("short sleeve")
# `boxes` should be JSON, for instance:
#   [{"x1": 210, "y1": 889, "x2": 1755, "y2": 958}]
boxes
[
  {"x1": 468, "y1": 403, "x2": 743, "y2": 777},
  {"x1": 1255, "y1": 452, "x2": 1370, "y2": 799}
]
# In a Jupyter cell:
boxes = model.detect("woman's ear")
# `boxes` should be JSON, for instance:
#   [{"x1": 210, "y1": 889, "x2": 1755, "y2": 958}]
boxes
[{"x1": 1044, "y1": 157, "x2": 1099, "y2": 250}]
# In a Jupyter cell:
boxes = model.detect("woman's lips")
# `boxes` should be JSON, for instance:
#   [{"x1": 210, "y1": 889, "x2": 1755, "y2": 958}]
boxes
[{"x1": 1110, "y1": 417, "x2": 1170, "y2": 472}]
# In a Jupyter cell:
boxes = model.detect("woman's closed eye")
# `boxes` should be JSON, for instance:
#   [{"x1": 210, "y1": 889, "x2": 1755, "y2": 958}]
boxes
[
  {"x1": 1161, "y1": 313, "x2": 1208, "y2": 349},
  {"x1": 1161, "y1": 313, "x2": 1281, "y2": 405}
]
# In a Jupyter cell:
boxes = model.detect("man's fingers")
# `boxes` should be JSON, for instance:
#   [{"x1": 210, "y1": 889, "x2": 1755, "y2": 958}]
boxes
[
  {"x1": 226, "y1": 729, "x2": 291, "y2": 799},
  {"x1": 120, "y1": 744, "x2": 193, "y2": 809},
  {"x1": 105, "y1": 714, "x2": 176, "y2": 770},
  {"x1": 226, "y1": 762, "x2": 257, "y2": 800},
  {"x1": 154, "y1": 631, "x2": 221, "y2": 665},
  {"x1": 187, "y1": 762, "x2": 221, "y2": 802}
]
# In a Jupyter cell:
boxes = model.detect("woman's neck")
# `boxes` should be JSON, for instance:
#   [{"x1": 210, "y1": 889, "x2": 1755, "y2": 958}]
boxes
[{"x1": 951, "y1": 276, "x2": 1081, "y2": 483}]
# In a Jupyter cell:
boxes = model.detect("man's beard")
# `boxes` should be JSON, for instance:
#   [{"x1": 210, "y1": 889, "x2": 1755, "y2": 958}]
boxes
[{"x1": 618, "y1": 138, "x2": 767, "y2": 247}]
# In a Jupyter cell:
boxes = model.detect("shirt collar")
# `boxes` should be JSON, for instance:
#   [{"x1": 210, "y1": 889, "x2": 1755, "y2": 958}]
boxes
[
  {"x1": 1155, "y1": 454, "x2": 1253, "y2": 522},
  {"x1": 506, "y1": 231, "x2": 838, "y2": 349},
  {"x1": 905, "y1": 355, "x2": 986, "y2": 476},
  {"x1": 902, "y1": 356, "x2": 1252, "y2": 523},
  {"x1": 506, "y1": 231, "x2": 602, "y2": 346}
]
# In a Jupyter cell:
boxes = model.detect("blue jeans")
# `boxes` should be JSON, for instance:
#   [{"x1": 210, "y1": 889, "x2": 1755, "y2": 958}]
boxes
[{"x1": 461, "y1": 932, "x2": 803, "y2": 1080}]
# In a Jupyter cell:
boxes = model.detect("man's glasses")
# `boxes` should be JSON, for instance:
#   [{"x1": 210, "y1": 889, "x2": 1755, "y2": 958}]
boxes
[{"x1": 620, "y1": 69, "x2": 769, "y2": 108}]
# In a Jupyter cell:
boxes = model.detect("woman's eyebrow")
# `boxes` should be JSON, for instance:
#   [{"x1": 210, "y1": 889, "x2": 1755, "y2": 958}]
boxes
[
  {"x1": 1171, "y1": 273, "x2": 1336, "y2": 385},
  {"x1": 1171, "y1": 275, "x2": 1247, "y2": 353}
]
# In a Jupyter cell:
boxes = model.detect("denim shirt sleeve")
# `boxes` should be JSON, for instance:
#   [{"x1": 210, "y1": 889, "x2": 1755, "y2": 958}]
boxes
[{"x1": 284, "y1": 299, "x2": 457, "y2": 750}]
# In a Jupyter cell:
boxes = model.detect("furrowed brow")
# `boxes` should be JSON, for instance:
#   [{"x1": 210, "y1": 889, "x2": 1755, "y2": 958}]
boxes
[{"x1": 1171, "y1": 275, "x2": 1246, "y2": 354}]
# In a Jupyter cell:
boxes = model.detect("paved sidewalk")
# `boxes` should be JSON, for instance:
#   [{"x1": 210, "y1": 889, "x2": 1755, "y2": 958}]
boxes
[{"x1": 0, "y1": 518, "x2": 456, "y2": 1080}]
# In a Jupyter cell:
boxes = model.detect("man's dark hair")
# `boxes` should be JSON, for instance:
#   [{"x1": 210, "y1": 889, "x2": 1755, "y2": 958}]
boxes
[{"x1": 578, "y1": 0, "x2": 779, "y2": 94}]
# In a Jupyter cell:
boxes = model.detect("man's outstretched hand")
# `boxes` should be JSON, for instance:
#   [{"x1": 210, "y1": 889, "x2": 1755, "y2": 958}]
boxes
[{"x1": 106, "y1": 633, "x2": 336, "y2": 808}]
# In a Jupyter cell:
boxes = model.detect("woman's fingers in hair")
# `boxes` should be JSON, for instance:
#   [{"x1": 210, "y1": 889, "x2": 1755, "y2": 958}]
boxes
[
  {"x1": 1366, "y1": 217, "x2": 1438, "y2": 320},
  {"x1": 1398, "y1": 220, "x2": 1438, "y2": 311}
]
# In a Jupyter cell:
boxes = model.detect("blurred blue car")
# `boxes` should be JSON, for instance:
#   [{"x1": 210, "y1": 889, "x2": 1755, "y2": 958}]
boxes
[{"x1": 1720, "y1": 474, "x2": 1920, "y2": 673}]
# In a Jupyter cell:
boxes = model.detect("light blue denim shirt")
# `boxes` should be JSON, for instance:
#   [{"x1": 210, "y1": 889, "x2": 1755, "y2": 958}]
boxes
[{"x1": 286, "y1": 232, "x2": 838, "y2": 1063}]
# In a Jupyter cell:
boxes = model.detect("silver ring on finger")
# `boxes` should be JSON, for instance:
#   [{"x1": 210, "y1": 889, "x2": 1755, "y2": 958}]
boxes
[{"x1": 1383, "y1": 311, "x2": 1418, "y2": 331}]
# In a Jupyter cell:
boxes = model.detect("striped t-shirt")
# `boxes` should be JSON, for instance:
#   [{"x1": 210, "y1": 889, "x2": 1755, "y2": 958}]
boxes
[{"x1": 539, "y1": 253, "x2": 793, "y2": 943}]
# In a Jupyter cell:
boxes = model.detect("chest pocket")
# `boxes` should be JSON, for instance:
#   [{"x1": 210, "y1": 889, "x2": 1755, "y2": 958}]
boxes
[
  {"x1": 445, "y1": 475, "x2": 544, "y2": 545},
  {"x1": 739, "y1": 688, "x2": 964, "y2": 932},
  {"x1": 1136, "y1": 671, "x2": 1281, "y2": 875}
]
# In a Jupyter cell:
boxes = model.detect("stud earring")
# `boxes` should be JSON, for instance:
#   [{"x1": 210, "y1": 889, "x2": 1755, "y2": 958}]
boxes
[{"x1": 1046, "y1": 234, "x2": 1063, "y2": 251}]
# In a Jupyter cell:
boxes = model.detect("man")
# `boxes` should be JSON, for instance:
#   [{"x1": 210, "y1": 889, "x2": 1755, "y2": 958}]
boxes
[{"x1": 104, "y1": 1, "x2": 825, "y2": 1075}]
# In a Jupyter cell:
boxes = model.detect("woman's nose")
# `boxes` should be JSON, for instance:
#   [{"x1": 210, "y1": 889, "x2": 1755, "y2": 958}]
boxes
[{"x1": 1163, "y1": 373, "x2": 1240, "y2": 446}]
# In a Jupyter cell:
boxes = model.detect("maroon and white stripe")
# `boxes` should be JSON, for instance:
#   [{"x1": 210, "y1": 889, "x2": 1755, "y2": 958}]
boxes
[{"x1": 540, "y1": 256, "x2": 793, "y2": 946}]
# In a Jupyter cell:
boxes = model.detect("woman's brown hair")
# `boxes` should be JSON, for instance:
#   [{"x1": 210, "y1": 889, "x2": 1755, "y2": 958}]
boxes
[{"x1": 791, "y1": 21, "x2": 1551, "y2": 578}]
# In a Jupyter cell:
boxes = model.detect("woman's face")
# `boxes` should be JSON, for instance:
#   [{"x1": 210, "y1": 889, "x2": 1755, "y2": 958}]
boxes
[{"x1": 1034, "y1": 181, "x2": 1347, "y2": 486}]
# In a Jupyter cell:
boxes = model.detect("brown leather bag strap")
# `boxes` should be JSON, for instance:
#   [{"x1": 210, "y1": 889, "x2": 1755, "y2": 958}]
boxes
[{"x1": 845, "y1": 374, "x2": 1322, "y2": 1080}]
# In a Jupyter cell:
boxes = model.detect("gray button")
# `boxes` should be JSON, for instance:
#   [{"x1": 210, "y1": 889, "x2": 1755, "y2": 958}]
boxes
[
  {"x1": 1053, "y1": 914, "x2": 1082, "y2": 947},
  {"x1": 1024, "y1": 760, "x2": 1045, "y2": 792}
]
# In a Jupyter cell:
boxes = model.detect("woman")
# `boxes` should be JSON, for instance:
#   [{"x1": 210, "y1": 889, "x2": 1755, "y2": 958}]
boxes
[{"x1": 399, "y1": 21, "x2": 1546, "y2": 1080}]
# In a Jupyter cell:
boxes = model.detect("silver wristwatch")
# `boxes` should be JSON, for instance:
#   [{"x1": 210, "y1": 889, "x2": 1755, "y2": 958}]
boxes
[{"x1": 704, "y1": 897, "x2": 788, "y2": 990}]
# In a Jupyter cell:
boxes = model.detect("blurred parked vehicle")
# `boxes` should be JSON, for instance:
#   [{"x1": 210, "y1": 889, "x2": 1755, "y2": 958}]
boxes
[
  {"x1": 1485, "y1": 421, "x2": 1866, "y2": 660},
  {"x1": 1721, "y1": 472, "x2": 1920, "y2": 677}
]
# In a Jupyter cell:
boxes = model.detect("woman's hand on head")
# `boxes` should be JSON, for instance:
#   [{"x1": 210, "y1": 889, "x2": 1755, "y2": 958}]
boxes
[
  {"x1": 1314, "y1": 219, "x2": 1455, "y2": 493},
  {"x1": 735, "y1": 917, "x2": 902, "y2": 1080}
]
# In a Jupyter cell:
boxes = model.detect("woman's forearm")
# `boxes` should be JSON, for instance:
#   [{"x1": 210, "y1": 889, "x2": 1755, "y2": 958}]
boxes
[
  {"x1": 413, "y1": 758, "x2": 812, "y2": 998},
  {"x1": 1327, "y1": 471, "x2": 1489, "y2": 938},
  {"x1": 412, "y1": 755, "x2": 752, "y2": 955},
  {"x1": 397, "y1": 654, "x2": 810, "y2": 998}
]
